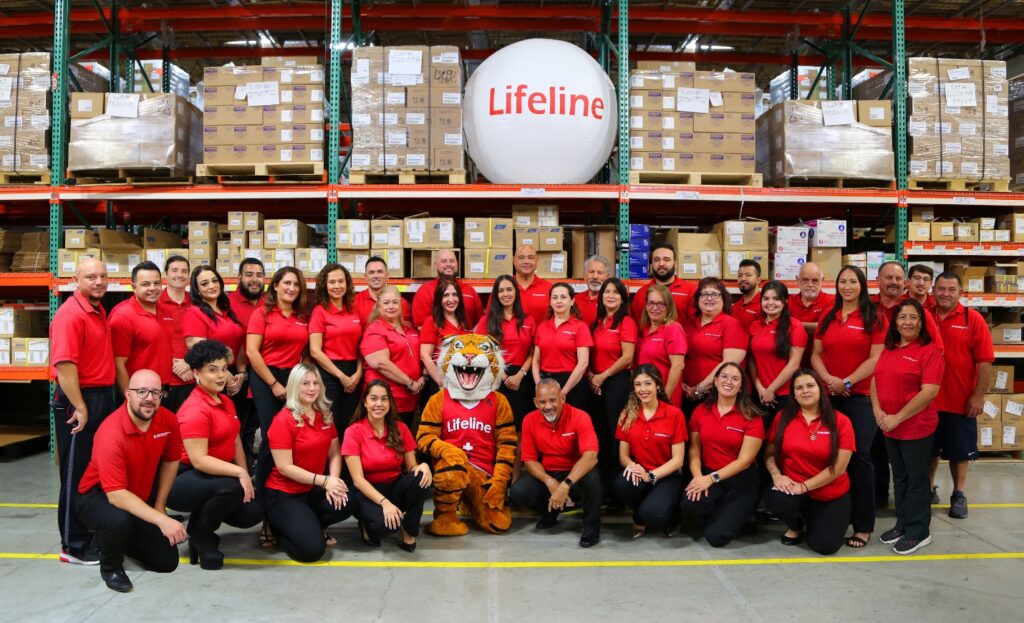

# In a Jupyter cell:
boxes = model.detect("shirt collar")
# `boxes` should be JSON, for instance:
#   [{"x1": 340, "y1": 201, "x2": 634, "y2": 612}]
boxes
[{"x1": 72, "y1": 289, "x2": 104, "y2": 315}]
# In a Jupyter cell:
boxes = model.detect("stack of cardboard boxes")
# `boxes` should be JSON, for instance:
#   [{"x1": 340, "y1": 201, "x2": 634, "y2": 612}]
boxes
[
  {"x1": 133, "y1": 60, "x2": 191, "y2": 98},
  {"x1": 711, "y1": 218, "x2": 769, "y2": 280},
  {"x1": 201, "y1": 57, "x2": 325, "y2": 168},
  {"x1": 906, "y1": 58, "x2": 1009, "y2": 183},
  {"x1": 57, "y1": 228, "x2": 180, "y2": 279},
  {"x1": 627, "y1": 224, "x2": 651, "y2": 279},
  {"x1": 0, "y1": 306, "x2": 48, "y2": 368},
  {"x1": 513, "y1": 205, "x2": 564, "y2": 279},
  {"x1": 68, "y1": 93, "x2": 202, "y2": 174},
  {"x1": 1011, "y1": 74, "x2": 1023, "y2": 190},
  {"x1": 661, "y1": 228, "x2": 722, "y2": 280},
  {"x1": 979, "y1": 366, "x2": 1023, "y2": 452},
  {"x1": 465, "y1": 218, "x2": 514, "y2": 280},
  {"x1": 768, "y1": 66, "x2": 832, "y2": 104},
  {"x1": 628, "y1": 61, "x2": 757, "y2": 175},
  {"x1": 756, "y1": 100, "x2": 894, "y2": 185},
  {"x1": 0, "y1": 52, "x2": 51, "y2": 177},
  {"x1": 350, "y1": 46, "x2": 465, "y2": 175}
]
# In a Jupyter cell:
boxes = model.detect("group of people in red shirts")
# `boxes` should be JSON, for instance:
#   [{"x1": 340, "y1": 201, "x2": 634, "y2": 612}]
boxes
[{"x1": 50, "y1": 241, "x2": 991, "y2": 592}]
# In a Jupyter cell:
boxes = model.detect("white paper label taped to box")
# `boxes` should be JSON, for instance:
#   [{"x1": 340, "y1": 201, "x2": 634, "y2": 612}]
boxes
[
  {"x1": 980, "y1": 426, "x2": 993, "y2": 446},
  {"x1": 682, "y1": 263, "x2": 698, "y2": 275},
  {"x1": 77, "y1": 98, "x2": 93, "y2": 113},
  {"x1": 470, "y1": 262, "x2": 485, "y2": 274},
  {"x1": 630, "y1": 95, "x2": 644, "y2": 109},
  {"x1": 247, "y1": 81, "x2": 280, "y2": 106},
  {"x1": 107, "y1": 93, "x2": 140, "y2": 118},
  {"x1": 947, "y1": 67, "x2": 971, "y2": 81},
  {"x1": 280, "y1": 90, "x2": 293, "y2": 104},
  {"x1": 469, "y1": 232, "x2": 485, "y2": 243},
  {"x1": 960, "y1": 122, "x2": 977, "y2": 136},
  {"x1": 549, "y1": 254, "x2": 565, "y2": 272},
  {"x1": 984, "y1": 400, "x2": 1001, "y2": 418},
  {"x1": 1003, "y1": 426, "x2": 1017, "y2": 446},
  {"x1": 821, "y1": 101, "x2": 856, "y2": 126},
  {"x1": 387, "y1": 132, "x2": 407, "y2": 146},
  {"x1": 662, "y1": 116, "x2": 675, "y2": 130},
  {"x1": 0, "y1": 64, "x2": 9, "y2": 76},
  {"x1": 351, "y1": 153, "x2": 370, "y2": 167},
  {"x1": 630, "y1": 157, "x2": 644, "y2": 170},
  {"x1": 994, "y1": 144, "x2": 1009, "y2": 157},
  {"x1": 630, "y1": 137, "x2": 644, "y2": 150},
  {"x1": 709, "y1": 91, "x2": 724, "y2": 107},
  {"x1": 944, "y1": 83, "x2": 976, "y2": 107},
  {"x1": 280, "y1": 128, "x2": 294, "y2": 142},
  {"x1": 630, "y1": 115, "x2": 643, "y2": 129},
  {"x1": 438, "y1": 222, "x2": 453, "y2": 242},
  {"x1": 869, "y1": 106, "x2": 885, "y2": 120},
  {"x1": 908, "y1": 121, "x2": 927, "y2": 136},
  {"x1": 995, "y1": 370, "x2": 1010, "y2": 390},
  {"x1": 676, "y1": 88, "x2": 709, "y2": 114},
  {"x1": 311, "y1": 109, "x2": 324, "y2": 122},
  {"x1": 386, "y1": 91, "x2": 406, "y2": 105},
  {"x1": 444, "y1": 133, "x2": 462, "y2": 146},
  {"x1": 662, "y1": 158, "x2": 675, "y2": 171},
  {"x1": 1006, "y1": 400, "x2": 1024, "y2": 417},
  {"x1": 406, "y1": 153, "x2": 425, "y2": 167},
  {"x1": 407, "y1": 113, "x2": 426, "y2": 125},
  {"x1": 661, "y1": 137, "x2": 675, "y2": 151},
  {"x1": 388, "y1": 49, "x2": 423, "y2": 75},
  {"x1": 1004, "y1": 328, "x2": 1021, "y2": 343}
]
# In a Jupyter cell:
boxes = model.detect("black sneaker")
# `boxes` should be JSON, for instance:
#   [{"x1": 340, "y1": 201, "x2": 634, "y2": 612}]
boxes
[
  {"x1": 893, "y1": 534, "x2": 932, "y2": 555},
  {"x1": 930, "y1": 485, "x2": 940, "y2": 505},
  {"x1": 60, "y1": 548, "x2": 100, "y2": 566},
  {"x1": 535, "y1": 512, "x2": 559, "y2": 530},
  {"x1": 579, "y1": 526, "x2": 600, "y2": 548},
  {"x1": 879, "y1": 528, "x2": 904, "y2": 545},
  {"x1": 100, "y1": 568, "x2": 133, "y2": 593},
  {"x1": 949, "y1": 490, "x2": 968, "y2": 519}
]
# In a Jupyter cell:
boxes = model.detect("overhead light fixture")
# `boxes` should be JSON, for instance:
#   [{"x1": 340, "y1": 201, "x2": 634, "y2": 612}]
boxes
[{"x1": 225, "y1": 40, "x2": 258, "y2": 46}]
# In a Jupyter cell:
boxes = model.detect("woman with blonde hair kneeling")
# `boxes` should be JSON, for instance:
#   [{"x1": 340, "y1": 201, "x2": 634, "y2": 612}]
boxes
[{"x1": 264, "y1": 364, "x2": 352, "y2": 562}]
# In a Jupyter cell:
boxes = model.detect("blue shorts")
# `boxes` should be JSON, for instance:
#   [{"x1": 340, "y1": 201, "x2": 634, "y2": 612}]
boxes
[{"x1": 932, "y1": 411, "x2": 978, "y2": 462}]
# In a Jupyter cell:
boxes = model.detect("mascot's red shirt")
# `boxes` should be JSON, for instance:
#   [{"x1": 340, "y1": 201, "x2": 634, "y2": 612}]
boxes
[{"x1": 440, "y1": 390, "x2": 498, "y2": 475}]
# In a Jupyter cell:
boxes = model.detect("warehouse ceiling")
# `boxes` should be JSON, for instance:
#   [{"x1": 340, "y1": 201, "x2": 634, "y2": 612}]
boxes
[{"x1": 0, "y1": 0, "x2": 1020, "y2": 88}]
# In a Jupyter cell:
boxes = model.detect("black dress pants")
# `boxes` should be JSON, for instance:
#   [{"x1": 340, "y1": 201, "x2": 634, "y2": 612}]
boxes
[
  {"x1": 765, "y1": 489, "x2": 851, "y2": 555},
  {"x1": 886, "y1": 434, "x2": 934, "y2": 540},
  {"x1": 499, "y1": 364, "x2": 535, "y2": 430},
  {"x1": 829, "y1": 394, "x2": 877, "y2": 534},
  {"x1": 163, "y1": 384, "x2": 193, "y2": 413},
  {"x1": 681, "y1": 466, "x2": 759, "y2": 547},
  {"x1": 76, "y1": 487, "x2": 179, "y2": 574},
  {"x1": 167, "y1": 466, "x2": 264, "y2": 537},
  {"x1": 264, "y1": 487, "x2": 352, "y2": 563},
  {"x1": 589, "y1": 370, "x2": 631, "y2": 496},
  {"x1": 54, "y1": 385, "x2": 115, "y2": 556},
  {"x1": 250, "y1": 365, "x2": 293, "y2": 488},
  {"x1": 353, "y1": 472, "x2": 430, "y2": 541},
  {"x1": 540, "y1": 371, "x2": 588, "y2": 412},
  {"x1": 613, "y1": 472, "x2": 684, "y2": 531},
  {"x1": 318, "y1": 359, "x2": 360, "y2": 438},
  {"x1": 509, "y1": 469, "x2": 602, "y2": 529}
]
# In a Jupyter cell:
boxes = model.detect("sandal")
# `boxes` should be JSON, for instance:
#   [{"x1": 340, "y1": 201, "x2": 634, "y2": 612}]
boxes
[
  {"x1": 845, "y1": 535, "x2": 869, "y2": 548},
  {"x1": 324, "y1": 532, "x2": 337, "y2": 546},
  {"x1": 258, "y1": 520, "x2": 277, "y2": 549}
]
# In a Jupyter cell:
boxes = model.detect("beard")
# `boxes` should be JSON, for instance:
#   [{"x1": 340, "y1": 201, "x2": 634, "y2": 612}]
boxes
[
  {"x1": 240, "y1": 281, "x2": 264, "y2": 301},
  {"x1": 653, "y1": 266, "x2": 675, "y2": 282}
]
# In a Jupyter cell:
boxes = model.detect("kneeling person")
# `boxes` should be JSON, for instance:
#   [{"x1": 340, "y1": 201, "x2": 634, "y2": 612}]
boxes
[
  {"x1": 510, "y1": 379, "x2": 602, "y2": 547},
  {"x1": 76, "y1": 370, "x2": 187, "y2": 593}
]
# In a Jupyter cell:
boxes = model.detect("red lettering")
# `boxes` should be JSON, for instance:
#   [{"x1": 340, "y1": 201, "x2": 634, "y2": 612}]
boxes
[
  {"x1": 489, "y1": 87, "x2": 502, "y2": 115},
  {"x1": 487, "y1": 83, "x2": 607, "y2": 120},
  {"x1": 592, "y1": 98, "x2": 605, "y2": 120},
  {"x1": 569, "y1": 93, "x2": 589, "y2": 117},
  {"x1": 527, "y1": 91, "x2": 546, "y2": 115}
]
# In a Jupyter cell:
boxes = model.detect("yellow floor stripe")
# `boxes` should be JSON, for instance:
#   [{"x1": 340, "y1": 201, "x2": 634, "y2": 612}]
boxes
[
  {"x1": 0, "y1": 503, "x2": 57, "y2": 509},
  {"x1": 0, "y1": 551, "x2": 1021, "y2": 569}
]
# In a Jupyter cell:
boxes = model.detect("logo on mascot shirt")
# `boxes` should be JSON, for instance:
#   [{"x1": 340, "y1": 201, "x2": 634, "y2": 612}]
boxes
[{"x1": 445, "y1": 416, "x2": 493, "y2": 435}]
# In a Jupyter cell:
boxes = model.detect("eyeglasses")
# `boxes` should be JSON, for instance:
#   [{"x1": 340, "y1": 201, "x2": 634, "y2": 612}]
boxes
[
  {"x1": 127, "y1": 388, "x2": 166, "y2": 400},
  {"x1": 646, "y1": 301, "x2": 667, "y2": 309},
  {"x1": 700, "y1": 291, "x2": 722, "y2": 300}
]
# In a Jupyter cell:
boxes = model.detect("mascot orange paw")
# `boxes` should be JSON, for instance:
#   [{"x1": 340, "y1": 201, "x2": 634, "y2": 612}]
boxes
[{"x1": 427, "y1": 511, "x2": 470, "y2": 537}]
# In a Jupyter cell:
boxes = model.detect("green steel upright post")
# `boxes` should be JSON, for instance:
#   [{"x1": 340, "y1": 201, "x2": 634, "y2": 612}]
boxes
[
  {"x1": 327, "y1": 0, "x2": 343, "y2": 263},
  {"x1": 616, "y1": 0, "x2": 629, "y2": 279},
  {"x1": 892, "y1": 0, "x2": 908, "y2": 264},
  {"x1": 50, "y1": 0, "x2": 71, "y2": 456}
]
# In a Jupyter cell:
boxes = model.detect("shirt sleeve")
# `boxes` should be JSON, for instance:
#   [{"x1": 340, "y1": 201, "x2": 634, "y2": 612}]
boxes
[
  {"x1": 181, "y1": 307, "x2": 210, "y2": 340},
  {"x1": 473, "y1": 316, "x2": 487, "y2": 334},
  {"x1": 308, "y1": 306, "x2": 327, "y2": 335},
  {"x1": 161, "y1": 412, "x2": 182, "y2": 461},
  {"x1": 98, "y1": 434, "x2": 129, "y2": 493},
  {"x1": 745, "y1": 415, "x2": 766, "y2": 440},
  {"x1": 870, "y1": 313, "x2": 888, "y2": 345},
  {"x1": 920, "y1": 344, "x2": 945, "y2": 386},
  {"x1": 837, "y1": 414, "x2": 857, "y2": 451},
  {"x1": 177, "y1": 404, "x2": 213, "y2": 441},
  {"x1": 614, "y1": 422, "x2": 627, "y2": 442},
  {"x1": 420, "y1": 317, "x2": 439, "y2": 346},
  {"x1": 267, "y1": 410, "x2": 296, "y2": 450},
  {"x1": 670, "y1": 406, "x2": 689, "y2": 443},
  {"x1": 575, "y1": 322, "x2": 594, "y2": 348},
  {"x1": 665, "y1": 322, "x2": 688, "y2": 356},
  {"x1": 519, "y1": 416, "x2": 539, "y2": 463},
  {"x1": 247, "y1": 308, "x2": 267, "y2": 336},
  {"x1": 411, "y1": 287, "x2": 431, "y2": 330},
  {"x1": 688, "y1": 404, "x2": 705, "y2": 434},
  {"x1": 621, "y1": 317, "x2": 639, "y2": 344},
  {"x1": 722, "y1": 316, "x2": 749, "y2": 350},
  {"x1": 398, "y1": 422, "x2": 416, "y2": 454},
  {"x1": 576, "y1": 412, "x2": 600, "y2": 453},
  {"x1": 339, "y1": 425, "x2": 361, "y2": 457},
  {"x1": 790, "y1": 317, "x2": 809, "y2": 349},
  {"x1": 359, "y1": 325, "x2": 389, "y2": 357},
  {"x1": 108, "y1": 311, "x2": 134, "y2": 358},
  {"x1": 49, "y1": 309, "x2": 83, "y2": 366}
]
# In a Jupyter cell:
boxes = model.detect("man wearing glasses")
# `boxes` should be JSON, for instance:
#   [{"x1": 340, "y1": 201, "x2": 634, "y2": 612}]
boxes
[
  {"x1": 630, "y1": 244, "x2": 697, "y2": 325},
  {"x1": 51, "y1": 257, "x2": 116, "y2": 566},
  {"x1": 76, "y1": 369, "x2": 187, "y2": 593}
]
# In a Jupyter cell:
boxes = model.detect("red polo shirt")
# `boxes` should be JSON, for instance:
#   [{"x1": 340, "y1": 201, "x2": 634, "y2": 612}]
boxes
[
  {"x1": 910, "y1": 294, "x2": 937, "y2": 312},
  {"x1": 78, "y1": 404, "x2": 181, "y2": 498},
  {"x1": 309, "y1": 303, "x2": 362, "y2": 361},
  {"x1": 158, "y1": 290, "x2": 192, "y2": 386},
  {"x1": 516, "y1": 275, "x2": 553, "y2": 325},
  {"x1": 247, "y1": 306, "x2": 308, "y2": 368},
  {"x1": 683, "y1": 313, "x2": 748, "y2": 387},
  {"x1": 769, "y1": 410, "x2": 856, "y2": 502},
  {"x1": 731, "y1": 292, "x2": 761, "y2": 332},
  {"x1": 176, "y1": 385, "x2": 240, "y2": 465},
  {"x1": 615, "y1": 401, "x2": 688, "y2": 471},
  {"x1": 933, "y1": 304, "x2": 995, "y2": 414},
  {"x1": 520, "y1": 404, "x2": 599, "y2": 472},
  {"x1": 815, "y1": 308, "x2": 886, "y2": 395},
  {"x1": 534, "y1": 316, "x2": 594, "y2": 374},
  {"x1": 748, "y1": 316, "x2": 808, "y2": 396},
  {"x1": 266, "y1": 408, "x2": 337, "y2": 495},
  {"x1": 109, "y1": 296, "x2": 174, "y2": 385},
  {"x1": 689, "y1": 402, "x2": 764, "y2": 471},
  {"x1": 788, "y1": 292, "x2": 835, "y2": 324},
  {"x1": 341, "y1": 418, "x2": 415, "y2": 484},
  {"x1": 353, "y1": 289, "x2": 412, "y2": 327},
  {"x1": 474, "y1": 315, "x2": 535, "y2": 367},
  {"x1": 635, "y1": 321, "x2": 687, "y2": 406},
  {"x1": 874, "y1": 339, "x2": 944, "y2": 440},
  {"x1": 873, "y1": 294, "x2": 944, "y2": 351},
  {"x1": 411, "y1": 278, "x2": 483, "y2": 330},
  {"x1": 574, "y1": 291, "x2": 600, "y2": 327},
  {"x1": 592, "y1": 316, "x2": 638, "y2": 374},
  {"x1": 420, "y1": 315, "x2": 469, "y2": 349},
  {"x1": 50, "y1": 290, "x2": 115, "y2": 387},
  {"x1": 227, "y1": 289, "x2": 264, "y2": 330},
  {"x1": 630, "y1": 277, "x2": 697, "y2": 326},
  {"x1": 360, "y1": 319, "x2": 421, "y2": 413},
  {"x1": 181, "y1": 306, "x2": 246, "y2": 364}
]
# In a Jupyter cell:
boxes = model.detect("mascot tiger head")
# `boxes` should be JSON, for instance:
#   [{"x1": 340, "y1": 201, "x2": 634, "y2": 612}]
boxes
[{"x1": 436, "y1": 333, "x2": 505, "y2": 401}]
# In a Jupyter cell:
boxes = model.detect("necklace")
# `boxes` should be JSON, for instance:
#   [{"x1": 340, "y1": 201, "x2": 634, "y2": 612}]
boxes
[{"x1": 809, "y1": 419, "x2": 824, "y2": 441}]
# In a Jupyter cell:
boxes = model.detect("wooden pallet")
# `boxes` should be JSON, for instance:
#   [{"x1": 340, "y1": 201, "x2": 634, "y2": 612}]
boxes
[
  {"x1": 978, "y1": 449, "x2": 1024, "y2": 461},
  {"x1": 196, "y1": 161, "x2": 325, "y2": 184},
  {"x1": 68, "y1": 167, "x2": 193, "y2": 185},
  {"x1": 348, "y1": 170, "x2": 467, "y2": 185},
  {"x1": 0, "y1": 425, "x2": 48, "y2": 461},
  {"x1": 0, "y1": 172, "x2": 50, "y2": 186},
  {"x1": 628, "y1": 170, "x2": 763, "y2": 187},
  {"x1": 777, "y1": 176, "x2": 896, "y2": 190},
  {"x1": 908, "y1": 177, "x2": 1011, "y2": 192}
]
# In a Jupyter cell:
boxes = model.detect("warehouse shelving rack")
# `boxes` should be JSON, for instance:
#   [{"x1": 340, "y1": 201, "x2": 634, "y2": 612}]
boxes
[{"x1": 0, "y1": 2, "x2": 1022, "y2": 452}]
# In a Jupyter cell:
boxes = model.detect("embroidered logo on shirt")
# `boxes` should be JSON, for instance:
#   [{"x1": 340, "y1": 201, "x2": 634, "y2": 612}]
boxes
[
  {"x1": 847, "y1": 325, "x2": 865, "y2": 331},
  {"x1": 152, "y1": 431, "x2": 171, "y2": 439},
  {"x1": 561, "y1": 431, "x2": 576, "y2": 437},
  {"x1": 725, "y1": 426, "x2": 745, "y2": 433},
  {"x1": 951, "y1": 324, "x2": 969, "y2": 330},
  {"x1": 902, "y1": 355, "x2": 919, "y2": 363},
  {"x1": 654, "y1": 432, "x2": 671, "y2": 438}
]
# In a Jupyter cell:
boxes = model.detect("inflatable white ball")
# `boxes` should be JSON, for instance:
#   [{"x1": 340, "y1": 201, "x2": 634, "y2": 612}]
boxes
[{"x1": 463, "y1": 39, "x2": 618, "y2": 184}]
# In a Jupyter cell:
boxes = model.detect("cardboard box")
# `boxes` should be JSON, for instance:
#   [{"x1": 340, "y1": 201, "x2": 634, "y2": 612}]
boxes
[
  {"x1": 264, "y1": 219, "x2": 312, "y2": 249},
  {"x1": 464, "y1": 218, "x2": 514, "y2": 249},
  {"x1": 990, "y1": 365, "x2": 1015, "y2": 393},
  {"x1": 204, "y1": 105, "x2": 262, "y2": 126},
  {"x1": 857, "y1": 100, "x2": 892, "y2": 127},
  {"x1": 64, "y1": 229, "x2": 99, "y2": 250},
  {"x1": 712, "y1": 218, "x2": 769, "y2": 251},
  {"x1": 0, "y1": 308, "x2": 46, "y2": 338},
  {"x1": 978, "y1": 421, "x2": 1001, "y2": 450},
  {"x1": 535, "y1": 251, "x2": 568, "y2": 280},
  {"x1": 990, "y1": 323, "x2": 1024, "y2": 345},
  {"x1": 908, "y1": 222, "x2": 931, "y2": 241},
  {"x1": 247, "y1": 231, "x2": 264, "y2": 249},
  {"x1": 930, "y1": 221, "x2": 956, "y2": 241},
  {"x1": 227, "y1": 211, "x2": 244, "y2": 230},
  {"x1": 570, "y1": 226, "x2": 617, "y2": 278},
  {"x1": 515, "y1": 227, "x2": 563, "y2": 253},
  {"x1": 335, "y1": 219, "x2": 371, "y2": 250},
  {"x1": 101, "y1": 250, "x2": 142, "y2": 278},
  {"x1": 0, "y1": 337, "x2": 9, "y2": 366},
  {"x1": 370, "y1": 219, "x2": 404, "y2": 249},
  {"x1": 723, "y1": 250, "x2": 768, "y2": 280},
  {"x1": 676, "y1": 250, "x2": 722, "y2": 279},
  {"x1": 1002, "y1": 423, "x2": 1024, "y2": 450},
  {"x1": 142, "y1": 228, "x2": 181, "y2": 250},
  {"x1": 188, "y1": 221, "x2": 214, "y2": 243},
  {"x1": 57, "y1": 248, "x2": 101, "y2": 277},
  {"x1": 10, "y1": 337, "x2": 48, "y2": 366},
  {"x1": 692, "y1": 132, "x2": 756, "y2": 155},
  {"x1": 511, "y1": 205, "x2": 559, "y2": 227},
  {"x1": 296, "y1": 248, "x2": 329, "y2": 274},
  {"x1": 772, "y1": 253, "x2": 808, "y2": 280},
  {"x1": 771, "y1": 226, "x2": 811, "y2": 254},
  {"x1": 955, "y1": 222, "x2": 980, "y2": 242},
  {"x1": 403, "y1": 215, "x2": 455, "y2": 249},
  {"x1": 691, "y1": 152, "x2": 756, "y2": 174},
  {"x1": 202, "y1": 145, "x2": 260, "y2": 165},
  {"x1": 1001, "y1": 394, "x2": 1024, "y2": 423},
  {"x1": 980, "y1": 394, "x2": 1004, "y2": 423},
  {"x1": 70, "y1": 93, "x2": 105, "y2": 119},
  {"x1": 243, "y1": 212, "x2": 264, "y2": 231},
  {"x1": 953, "y1": 265, "x2": 988, "y2": 293},
  {"x1": 693, "y1": 112, "x2": 756, "y2": 134},
  {"x1": 336, "y1": 253, "x2": 371, "y2": 278},
  {"x1": 808, "y1": 219, "x2": 848, "y2": 248},
  {"x1": 372, "y1": 249, "x2": 405, "y2": 278},
  {"x1": 463, "y1": 248, "x2": 513, "y2": 279},
  {"x1": 410, "y1": 249, "x2": 461, "y2": 279},
  {"x1": 810, "y1": 248, "x2": 842, "y2": 280}
]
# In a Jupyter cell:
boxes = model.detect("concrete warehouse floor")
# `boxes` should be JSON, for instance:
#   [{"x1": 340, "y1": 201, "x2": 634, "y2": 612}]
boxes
[{"x1": 0, "y1": 453, "x2": 1021, "y2": 622}]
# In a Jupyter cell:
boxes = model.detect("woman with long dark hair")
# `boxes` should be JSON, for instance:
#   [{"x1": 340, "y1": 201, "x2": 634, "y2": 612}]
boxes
[
  {"x1": 871, "y1": 299, "x2": 943, "y2": 555},
  {"x1": 532, "y1": 281, "x2": 593, "y2": 411},
  {"x1": 811, "y1": 265, "x2": 885, "y2": 549},
  {"x1": 420, "y1": 279, "x2": 470, "y2": 396},
  {"x1": 613, "y1": 365, "x2": 687, "y2": 539},
  {"x1": 635, "y1": 284, "x2": 687, "y2": 408},
  {"x1": 342, "y1": 380, "x2": 432, "y2": 552},
  {"x1": 765, "y1": 369, "x2": 855, "y2": 555},
  {"x1": 748, "y1": 281, "x2": 806, "y2": 416},
  {"x1": 682, "y1": 277, "x2": 748, "y2": 417},
  {"x1": 588, "y1": 277, "x2": 637, "y2": 492},
  {"x1": 477, "y1": 275, "x2": 535, "y2": 427},
  {"x1": 681, "y1": 362, "x2": 764, "y2": 547},
  {"x1": 309, "y1": 263, "x2": 363, "y2": 438}
]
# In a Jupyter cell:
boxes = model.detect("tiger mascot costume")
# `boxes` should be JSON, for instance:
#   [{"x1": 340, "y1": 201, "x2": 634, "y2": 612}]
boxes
[{"x1": 416, "y1": 334, "x2": 517, "y2": 535}]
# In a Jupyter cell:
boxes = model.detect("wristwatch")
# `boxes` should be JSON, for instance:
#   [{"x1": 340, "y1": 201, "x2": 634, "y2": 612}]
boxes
[
  {"x1": 562, "y1": 477, "x2": 574, "y2": 488},
  {"x1": 710, "y1": 471, "x2": 722, "y2": 484},
  {"x1": 407, "y1": 379, "x2": 415, "y2": 390},
  {"x1": 843, "y1": 379, "x2": 853, "y2": 391},
  {"x1": 648, "y1": 470, "x2": 658, "y2": 485}
]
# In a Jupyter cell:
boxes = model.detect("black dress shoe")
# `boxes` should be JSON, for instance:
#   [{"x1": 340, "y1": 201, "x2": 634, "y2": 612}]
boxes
[
  {"x1": 397, "y1": 540, "x2": 417, "y2": 553},
  {"x1": 579, "y1": 527, "x2": 600, "y2": 548},
  {"x1": 101, "y1": 568, "x2": 133, "y2": 593},
  {"x1": 536, "y1": 512, "x2": 559, "y2": 529},
  {"x1": 780, "y1": 532, "x2": 803, "y2": 546},
  {"x1": 358, "y1": 520, "x2": 381, "y2": 547}
]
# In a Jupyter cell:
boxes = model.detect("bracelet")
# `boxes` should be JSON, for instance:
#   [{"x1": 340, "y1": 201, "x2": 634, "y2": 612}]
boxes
[
  {"x1": 802, "y1": 482, "x2": 809, "y2": 493},
  {"x1": 379, "y1": 496, "x2": 387, "y2": 506}
]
